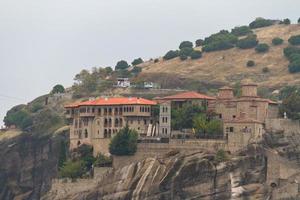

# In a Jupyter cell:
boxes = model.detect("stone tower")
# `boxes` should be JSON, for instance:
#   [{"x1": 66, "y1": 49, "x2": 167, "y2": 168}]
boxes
[
  {"x1": 218, "y1": 86, "x2": 234, "y2": 99},
  {"x1": 241, "y1": 83, "x2": 258, "y2": 97}
]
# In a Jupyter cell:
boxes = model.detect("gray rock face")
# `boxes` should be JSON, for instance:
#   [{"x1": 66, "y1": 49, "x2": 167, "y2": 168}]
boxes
[
  {"x1": 45, "y1": 151, "x2": 267, "y2": 200},
  {"x1": 0, "y1": 132, "x2": 67, "y2": 200}
]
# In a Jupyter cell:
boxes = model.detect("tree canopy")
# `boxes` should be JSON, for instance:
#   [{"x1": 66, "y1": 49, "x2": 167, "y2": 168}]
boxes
[
  {"x1": 115, "y1": 60, "x2": 129, "y2": 70},
  {"x1": 51, "y1": 84, "x2": 65, "y2": 94},
  {"x1": 109, "y1": 125, "x2": 138, "y2": 156},
  {"x1": 131, "y1": 58, "x2": 143, "y2": 66},
  {"x1": 179, "y1": 41, "x2": 193, "y2": 49}
]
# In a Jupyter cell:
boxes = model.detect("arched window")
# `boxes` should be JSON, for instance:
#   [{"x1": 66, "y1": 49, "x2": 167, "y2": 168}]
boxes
[
  {"x1": 104, "y1": 129, "x2": 108, "y2": 138},
  {"x1": 84, "y1": 129, "x2": 88, "y2": 138},
  {"x1": 120, "y1": 118, "x2": 123, "y2": 126},
  {"x1": 108, "y1": 129, "x2": 112, "y2": 138},
  {"x1": 115, "y1": 118, "x2": 119, "y2": 127}
]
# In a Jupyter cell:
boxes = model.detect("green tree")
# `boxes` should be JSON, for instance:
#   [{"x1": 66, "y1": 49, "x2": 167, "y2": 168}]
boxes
[
  {"x1": 215, "y1": 149, "x2": 229, "y2": 163},
  {"x1": 179, "y1": 41, "x2": 193, "y2": 49},
  {"x1": 298, "y1": 18, "x2": 300, "y2": 24},
  {"x1": 180, "y1": 54, "x2": 188, "y2": 61},
  {"x1": 190, "y1": 50, "x2": 202, "y2": 59},
  {"x1": 179, "y1": 47, "x2": 193, "y2": 57},
  {"x1": 172, "y1": 104, "x2": 204, "y2": 130},
  {"x1": 59, "y1": 160, "x2": 86, "y2": 179},
  {"x1": 203, "y1": 30, "x2": 237, "y2": 52},
  {"x1": 288, "y1": 60, "x2": 300, "y2": 73},
  {"x1": 288, "y1": 35, "x2": 300, "y2": 46},
  {"x1": 163, "y1": 50, "x2": 179, "y2": 60},
  {"x1": 94, "y1": 153, "x2": 112, "y2": 167},
  {"x1": 255, "y1": 43, "x2": 270, "y2": 53},
  {"x1": 249, "y1": 18, "x2": 273, "y2": 29},
  {"x1": 283, "y1": 46, "x2": 300, "y2": 60},
  {"x1": 281, "y1": 93, "x2": 300, "y2": 120},
  {"x1": 4, "y1": 105, "x2": 33, "y2": 131},
  {"x1": 283, "y1": 18, "x2": 291, "y2": 25},
  {"x1": 109, "y1": 125, "x2": 138, "y2": 156},
  {"x1": 272, "y1": 37, "x2": 284, "y2": 45},
  {"x1": 279, "y1": 86, "x2": 299, "y2": 100},
  {"x1": 131, "y1": 58, "x2": 143, "y2": 66},
  {"x1": 195, "y1": 39, "x2": 204, "y2": 47},
  {"x1": 51, "y1": 84, "x2": 65, "y2": 94},
  {"x1": 236, "y1": 34, "x2": 258, "y2": 49},
  {"x1": 115, "y1": 60, "x2": 129, "y2": 70},
  {"x1": 193, "y1": 115, "x2": 222, "y2": 137},
  {"x1": 231, "y1": 26, "x2": 252, "y2": 36}
]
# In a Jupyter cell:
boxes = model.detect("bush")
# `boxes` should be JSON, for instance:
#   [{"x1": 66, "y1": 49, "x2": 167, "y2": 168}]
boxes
[
  {"x1": 154, "y1": 58, "x2": 159, "y2": 63},
  {"x1": 283, "y1": 18, "x2": 291, "y2": 25},
  {"x1": 109, "y1": 125, "x2": 138, "y2": 156},
  {"x1": 255, "y1": 43, "x2": 270, "y2": 53},
  {"x1": 272, "y1": 37, "x2": 284, "y2": 45},
  {"x1": 215, "y1": 149, "x2": 229, "y2": 163},
  {"x1": 288, "y1": 60, "x2": 300, "y2": 73},
  {"x1": 131, "y1": 66, "x2": 142, "y2": 74},
  {"x1": 249, "y1": 18, "x2": 273, "y2": 29},
  {"x1": 236, "y1": 34, "x2": 258, "y2": 49},
  {"x1": 283, "y1": 46, "x2": 300, "y2": 60},
  {"x1": 163, "y1": 50, "x2": 179, "y2": 60},
  {"x1": 231, "y1": 26, "x2": 252, "y2": 36},
  {"x1": 94, "y1": 154, "x2": 112, "y2": 167},
  {"x1": 190, "y1": 50, "x2": 202, "y2": 59},
  {"x1": 288, "y1": 35, "x2": 300, "y2": 45},
  {"x1": 131, "y1": 58, "x2": 143, "y2": 66},
  {"x1": 51, "y1": 84, "x2": 65, "y2": 94},
  {"x1": 281, "y1": 93, "x2": 300, "y2": 120},
  {"x1": 4, "y1": 106, "x2": 33, "y2": 130},
  {"x1": 180, "y1": 54, "x2": 188, "y2": 61},
  {"x1": 195, "y1": 39, "x2": 204, "y2": 47},
  {"x1": 298, "y1": 18, "x2": 300, "y2": 24},
  {"x1": 59, "y1": 160, "x2": 86, "y2": 179},
  {"x1": 262, "y1": 67, "x2": 270, "y2": 73},
  {"x1": 202, "y1": 30, "x2": 238, "y2": 52},
  {"x1": 246, "y1": 60, "x2": 255, "y2": 67},
  {"x1": 179, "y1": 41, "x2": 193, "y2": 49},
  {"x1": 115, "y1": 60, "x2": 129, "y2": 70},
  {"x1": 179, "y1": 47, "x2": 193, "y2": 57}
]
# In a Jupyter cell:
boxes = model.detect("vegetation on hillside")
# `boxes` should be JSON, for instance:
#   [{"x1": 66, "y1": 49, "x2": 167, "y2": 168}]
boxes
[
  {"x1": 236, "y1": 34, "x2": 258, "y2": 49},
  {"x1": 272, "y1": 37, "x2": 284, "y2": 45},
  {"x1": 202, "y1": 30, "x2": 238, "y2": 52},
  {"x1": 249, "y1": 18, "x2": 274, "y2": 29},
  {"x1": 255, "y1": 43, "x2": 270, "y2": 53},
  {"x1": 51, "y1": 84, "x2": 65, "y2": 94},
  {"x1": 283, "y1": 44, "x2": 300, "y2": 73},
  {"x1": 109, "y1": 125, "x2": 138, "y2": 156},
  {"x1": 280, "y1": 86, "x2": 300, "y2": 120},
  {"x1": 231, "y1": 26, "x2": 253, "y2": 36}
]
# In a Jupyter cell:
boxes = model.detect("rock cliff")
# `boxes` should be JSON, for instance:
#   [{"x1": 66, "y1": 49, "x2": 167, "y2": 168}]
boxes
[
  {"x1": 44, "y1": 150, "x2": 268, "y2": 200},
  {"x1": 0, "y1": 131, "x2": 68, "y2": 200}
]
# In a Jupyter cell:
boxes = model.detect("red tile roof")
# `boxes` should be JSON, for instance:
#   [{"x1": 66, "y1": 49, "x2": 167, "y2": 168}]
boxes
[
  {"x1": 65, "y1": 97, "x2": 157, "y2": 108},
  {"x1": 160, "y1": 91, "x2": 216, "y2": 100}
]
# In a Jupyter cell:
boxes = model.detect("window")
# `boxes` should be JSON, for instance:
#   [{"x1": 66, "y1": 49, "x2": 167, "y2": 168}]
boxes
[
  {"x1": 144, "y1": 119, "x2": 147, "y2": 125},
  {"x1": 104, "y1": 129, "x2": 108, "y2": 138},
  {"x1": 219, "y1": 114, "x2": 222, "y2": 119},
  {"x1": 229, "y1": 127, "x2": 234, "y2": 132},
  {"x1": 84, "y1": 129, "x2": 88, "y2": 138},
  {"x1": 233, "y1": 115, "x2": 236, "y2": 119}
]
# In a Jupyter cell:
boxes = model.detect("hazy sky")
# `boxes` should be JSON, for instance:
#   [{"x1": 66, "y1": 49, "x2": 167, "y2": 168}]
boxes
[{"x1": 0, "y1": 0, "x2": 299, "y2": 126}]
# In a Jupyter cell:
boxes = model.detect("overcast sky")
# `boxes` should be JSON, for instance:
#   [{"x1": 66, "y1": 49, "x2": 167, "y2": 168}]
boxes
[{"x1": 0, "y1": 0, "x2": 299, "y2": 126}]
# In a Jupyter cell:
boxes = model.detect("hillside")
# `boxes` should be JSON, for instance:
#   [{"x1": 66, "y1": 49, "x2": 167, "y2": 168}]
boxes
[{"x1": 138, "y1": 24, "x2": 300, "y2": 89}]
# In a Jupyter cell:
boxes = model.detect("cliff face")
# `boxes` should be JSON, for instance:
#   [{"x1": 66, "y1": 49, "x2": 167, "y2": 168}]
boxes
[
  {"x1": 44, "y1": 150, "x2": 267, "y2": 200},
  {"x1": 0, "y1": 131, "x2": 68, "y2": 200}
]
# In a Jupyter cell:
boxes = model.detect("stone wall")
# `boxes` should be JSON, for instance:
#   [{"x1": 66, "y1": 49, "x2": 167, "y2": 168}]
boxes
[
  {"x1": 113, "y1": 139, "x2": 226, "y2": 169},
  {"x1": 265, "y1": 118, "x2": 300, "y2": 134}
]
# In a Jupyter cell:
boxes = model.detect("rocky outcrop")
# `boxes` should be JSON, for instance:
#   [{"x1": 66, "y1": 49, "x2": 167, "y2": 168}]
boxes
[
  {"x1": 0, "y1": 131, "x2": 68, "y2": 200},
  {"x1": 44, "y1": 151, "x2": 267, "y2": 200}
]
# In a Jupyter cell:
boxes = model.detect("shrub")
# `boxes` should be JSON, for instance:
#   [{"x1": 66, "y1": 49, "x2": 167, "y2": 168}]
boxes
[
  {"x1": 195, "y1": 39, "x2": 204, "y2": 47},
  {"x1": 59, "y1": 160, "x2": 86, "y2": 179},
  {"x1": 281, "y1": 93, "x2": 300, "y2": 120},
  {"x1": 231, "y1": 26, "x2": 252, "y2": 36},
  {"x1": 179, "y1": 41, "x2": 193, "y2": 49},
  {"x1": 215, "y1": 149, "x2": 229, "y2": 163},
  {"x1": 283, "y1": 46, "x2": 300, "y2": 60},
  {"x1": 131, "y1": 58, "x2": 143, "y2": 66},
  {"x1": 179, "y1": 47, "x2": 193, "y2": 56},
  {"x1": 202, "y1": 30, "x2": 238, "y2": 52},
  {"x1": 262, "y1": 67, "x2": 270, "y2": 73},
  {"x1": 190, "y1": 50, "x2": 202, "y2": 59},
  {"x1": 288, "y1": 35, "x2": 300, "y2": 45},
  {"x1": 255, "y1": 43, "x2": 270, "y2": 53},
  {"x1": 51, "y1": 84, "x2": 65, "y2": 94},
  {"x1": 163, "y1": 50, "x2": 179, "y2": 60},
  {"x1": 109, "y1": 125, "x2": 138, "y2": 156},
  {"x1": 249, "y1": 18, "x2": 273, "y2": 29},
  {"x1": 4, "y1": 106, "x2": 33, "y2": 131},
  {"x1": 131, "y1": 66, "x2": 142, "y2": 74},
  {"x1": 288, "y1": 60, "x2": 300, "y2": 73},
  {"x1": 180, "y1": 54, "x2": 188, "y2": 61},
  {"x1": 154, "y1": 58, "x2": 159, "y2": 63},
  {"x1": 246, "y1": 60, "x2": 255, "y2": 67},
  {"x1": 115, "y1": 60, "x2": 129, "y2": 70},
  {"x1": 283, "y1": 18, "x2": 291, "y2": 25},
  {"x1": 272, "y1": 37, "x2": 284, "y2": 45},
  {"x1": 94, "y1": 154, "x2": 112, "y2": 167},
  {"x1": 298, "y1": 18, "x2": 300, "y2": 24},
  {"x1": 236, "y1": 34, "x2": 258, "y2": 49}
]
